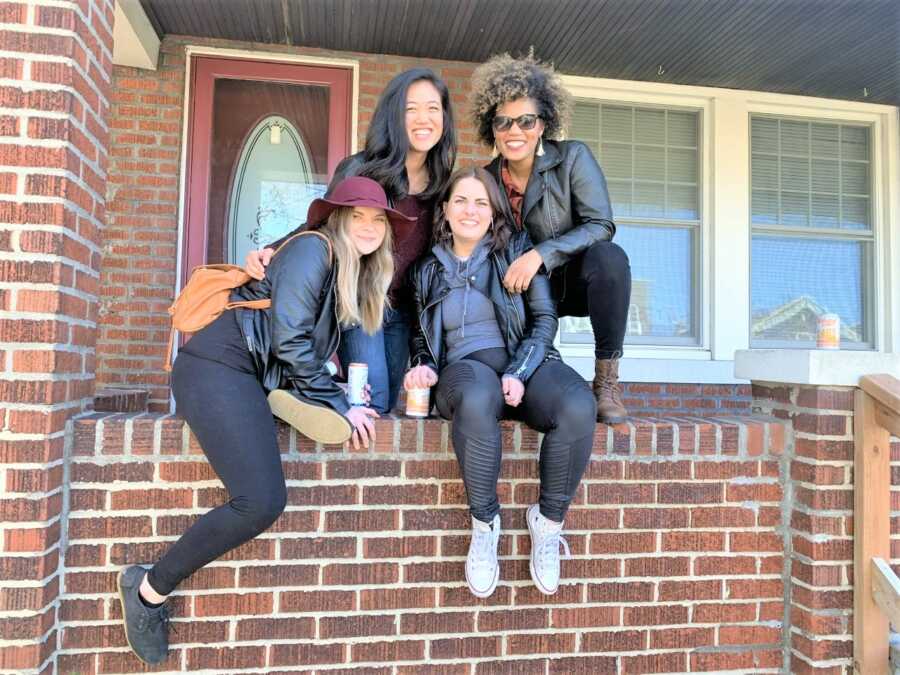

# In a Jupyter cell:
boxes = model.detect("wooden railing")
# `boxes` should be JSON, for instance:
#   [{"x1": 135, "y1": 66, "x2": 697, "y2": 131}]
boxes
[{"x1": 855, "y1": 373, "x2": 900, "y2": 674}]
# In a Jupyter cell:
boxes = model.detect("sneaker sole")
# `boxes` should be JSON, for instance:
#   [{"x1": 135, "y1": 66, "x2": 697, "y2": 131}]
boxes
[
  {"x1": 598, "y1": 414, "x2": 626, "y2": 425},
  {"x1": 526, "y1": 508, "x2": 559, "y2": 596},
  {"x1": 268, "y1": 390, "x2": 352, "y2": 445},
  {"x1": 117, "y1": 569, "x2": 164, "y2": 666},
  {"x1": 466, "y1": 562, "x2": 499, "y2": 599}
]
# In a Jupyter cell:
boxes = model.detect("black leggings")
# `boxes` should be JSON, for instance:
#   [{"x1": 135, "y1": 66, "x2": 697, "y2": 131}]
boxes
[
  {"x1": 147, "y1": 351, "x2": 287, "y2": 596},
  {"x1": 555, "y1": 240, "x2": 632, "y2": 360},
  {"x1": 435, "y1": 356, "x2": 596, "y2": 524}
]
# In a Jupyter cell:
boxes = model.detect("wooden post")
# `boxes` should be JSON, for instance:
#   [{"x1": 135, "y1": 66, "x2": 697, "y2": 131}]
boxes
[{"x1": 854, "y1": 388, "x2": 893, "y2": 674}]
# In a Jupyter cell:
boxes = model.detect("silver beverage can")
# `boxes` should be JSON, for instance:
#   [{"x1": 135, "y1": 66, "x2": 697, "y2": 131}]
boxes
[
  {"x1": 347, "y1": 362, "x2": 368, "y2": 405},
  {"x1": 405, "y1": 387, "x2": 430, "y2": 418}
]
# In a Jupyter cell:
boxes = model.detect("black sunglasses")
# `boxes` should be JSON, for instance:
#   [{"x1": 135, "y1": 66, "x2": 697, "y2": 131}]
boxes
[{"x1": 492, "y1": 113, "x2": 541, "y2": 133}]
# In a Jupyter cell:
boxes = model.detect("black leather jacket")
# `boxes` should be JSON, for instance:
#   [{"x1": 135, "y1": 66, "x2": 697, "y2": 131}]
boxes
[
  {"x1": 409, "y1": 231, "x2": 560, "y2": 383},
  {"x1": 485, "y1": 139, "x2": 616, "y2": 272},
  {"x1": 232, "y1": 233, "x2": 350, "y2": 415}
]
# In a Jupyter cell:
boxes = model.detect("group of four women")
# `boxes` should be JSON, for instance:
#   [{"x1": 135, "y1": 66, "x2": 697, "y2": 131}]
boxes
[{"x1": 117, "y1": 54, "x2": 632, "y2": 665}]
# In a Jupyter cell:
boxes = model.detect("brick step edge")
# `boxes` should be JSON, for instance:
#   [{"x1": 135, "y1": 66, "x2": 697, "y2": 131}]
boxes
[{"x1": 93, "y1": 388, "x2": 150, "y2": 413}]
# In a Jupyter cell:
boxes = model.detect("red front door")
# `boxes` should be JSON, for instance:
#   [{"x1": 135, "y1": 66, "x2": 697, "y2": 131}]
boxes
[{"x1": 181, "y1": 56, "x2": 353, "y2": 283}]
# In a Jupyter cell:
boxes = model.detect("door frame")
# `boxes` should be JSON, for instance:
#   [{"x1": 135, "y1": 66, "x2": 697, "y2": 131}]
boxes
[{"x1": 175, "y1": 46, "x2": 359, "y2": 293}]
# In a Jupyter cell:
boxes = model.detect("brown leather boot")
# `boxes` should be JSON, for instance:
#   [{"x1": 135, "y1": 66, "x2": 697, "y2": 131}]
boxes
[{"x1": 593, "y1": 358, "x2": 627, "y2": 424}]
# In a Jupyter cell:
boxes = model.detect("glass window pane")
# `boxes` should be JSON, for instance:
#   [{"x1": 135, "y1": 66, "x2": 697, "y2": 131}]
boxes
[
  {"x1": 842, "y1": 161, "x2": 869, "y2": 195},
  {"x1": 780, "y1": 120, "x2": 809, "y2": 156},
  {"x1": 811, "y1": 194, "x2": 839, "y2": 228},
  {"x1": 781, "y1": 157, "x2": 809, "y2": 192},
  {"x1": 751, "y1": 236, "x2": 870, "y2": 345},
  {"x1": 811, "y1": 123, "x2": 839, "y2": 157},
  {"x1": 602, "y1": 106, "x2": 633, "y2": 140},
  {"x1": 752, "y1": 154, "x2": 779, "y2": 190},
  {"x1": 635, "y1": 108, "x2": 666, "y2": 145},
  {"x1": 607, "y1": 180, "x2": 632, "y2": 216},
  {"x1": 841, "y1": 125, "x2": 869, "y2": 161},
  {"x1": 841, "y1": 196, "x2": 870, "y2": 230},
  {"x1": 811, "y1": 159, "x2": 839, "y2": 193},
  {"x1": 752, "y1": 117, "x2": 779, "y2": 153},
  {"x1": 668, "y1": 147, "x2": 697, "y2": 184},
  {"x1": 571, "y1": 102, "x2": 600, "y2": 143},
  {"x1": 634, "y1": 145, "x2": 665, "y2": 181},
  {"x1": 561, "y1": 224, "x2": 695, "y2": 341},
  {"x1": 668, "y1": 111, "x2": 698, "y2": 147},
  {"x1": 751, "y1": 190, "x2": 778, "y2": 225},
  {"x1": 668, "y1": 185, "x2": 698, "y2": 220},
  {"x1": 781, "y1": 192, "x2": 809, "y2": 226},
  {"x1": 601, "y1": 142, "x2": 632, "y2": 178},
  {"x1": 633, "y1": 182, "x2": 665, "y2": 218}
]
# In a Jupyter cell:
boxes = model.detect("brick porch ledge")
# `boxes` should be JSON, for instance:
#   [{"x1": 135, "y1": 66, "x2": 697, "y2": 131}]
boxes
[{"x1": 55, "y1": 412, "x2": 789, "y2": 673}]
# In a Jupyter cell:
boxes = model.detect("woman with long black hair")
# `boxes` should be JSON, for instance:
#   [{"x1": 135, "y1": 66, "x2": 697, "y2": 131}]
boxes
[
  {"x1": 246, "y1": 68, "x2": 457, "y2": 414},
  {"x1": 404, "y1": 167, "x2": 596, "y2": 598}
]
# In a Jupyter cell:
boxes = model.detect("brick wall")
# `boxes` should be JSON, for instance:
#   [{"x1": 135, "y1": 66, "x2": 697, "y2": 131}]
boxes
[
  {"x1": 60, "y1": 413, "x2": 788, "y2": 673},
  {"x1": 0, "y1": 1, "x2": 114, "y2": 673},
  {"x1": 751, "y1": 383, "x2": 900, "y2": 674},
  {"x1": 97, "y1": 37, "x2": 491, "y2": 411}
]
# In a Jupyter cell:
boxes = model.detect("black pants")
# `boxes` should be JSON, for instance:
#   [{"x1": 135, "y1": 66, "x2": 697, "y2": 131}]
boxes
[
  {"x1": 147, "y1": 350, "x2": 287, "y2": 596},
  {"x1": 554, "y1": 240, "x2": 631, "y2": 360},
  {"x1": 435, "y1": 356, "x2": 596, "y2": 524}
]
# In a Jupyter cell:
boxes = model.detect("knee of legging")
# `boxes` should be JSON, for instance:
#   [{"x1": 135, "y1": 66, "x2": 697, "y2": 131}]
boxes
[
  {"x1": 455, "y1": 384, "x2": 504, "y2": 422},
  {"x1": 583, "y1": 241, "x2": 630, "y2": 283},
  {"x1": 232, "y1": 486, "x2": 287, "y2": 534},
  {"x1": 554, "y1": 384, "x2": 598, "y2": 437}
]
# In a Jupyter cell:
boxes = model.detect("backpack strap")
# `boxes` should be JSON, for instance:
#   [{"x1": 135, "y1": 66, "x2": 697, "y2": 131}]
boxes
[{"x1": 271, "y1": 229, "x2": 333, "y2": 264}]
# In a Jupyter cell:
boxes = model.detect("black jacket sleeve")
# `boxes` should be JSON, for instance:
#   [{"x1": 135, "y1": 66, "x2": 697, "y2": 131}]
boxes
[
  {"x1": 267, "y1": 235, "x2": 350, "y2": 415},
  {"x1": 407, "y1": 262, "x2": 438, "y2": 371},
  {"x1": 534, "y1": 142, "x2": 616, "y2": 271},
  {"x1": 504, "y1": 233, "x2": 558, "y2": 383}
]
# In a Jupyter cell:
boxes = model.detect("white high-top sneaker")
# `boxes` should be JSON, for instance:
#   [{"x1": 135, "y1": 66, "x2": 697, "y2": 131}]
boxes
[
  {"x1": 465, "y1": 513, "x2": 501, "y2": 598},
  {"x1": 526, "y1": 504, "x2": 570, "y2": 595}
]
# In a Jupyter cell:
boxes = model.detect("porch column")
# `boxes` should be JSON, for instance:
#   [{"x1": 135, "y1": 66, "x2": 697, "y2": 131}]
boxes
[
  {"x1": 0, "y1": 1, "x2": 114, "y2": 672},
  {"x1": 737, "y1": 349, "x2": 900, "y2": 674}
]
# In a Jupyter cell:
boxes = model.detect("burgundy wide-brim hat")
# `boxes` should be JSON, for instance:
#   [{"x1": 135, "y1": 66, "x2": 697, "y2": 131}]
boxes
[{"x1": 306, "y1": 176, "x2": 416, "y2": 229}]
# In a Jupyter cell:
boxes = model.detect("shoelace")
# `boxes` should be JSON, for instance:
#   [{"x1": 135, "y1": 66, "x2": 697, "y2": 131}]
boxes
[
  {"x1": 148, "y1": 604, "x2": 175, "y2": 634},
  {"x1": 536, "y1": 528, "x2": 571, "y2": 569},
  {"x1": 470, "y1": 527, "x2": 496, "y2": 569}
]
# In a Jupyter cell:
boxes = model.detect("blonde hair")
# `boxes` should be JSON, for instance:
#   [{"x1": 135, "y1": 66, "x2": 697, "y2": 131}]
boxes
[{"x1": 320, "y1": 207, "x2": 394, "y2": 334}]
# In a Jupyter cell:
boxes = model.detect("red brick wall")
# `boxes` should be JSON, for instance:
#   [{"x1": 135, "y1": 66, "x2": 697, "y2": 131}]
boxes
[
  {"x1": 98, "y1": 37, "x2": 491, "y2": 411},
  {"x1": 0, "y1": 1, "x2": 114, "y2": 672},
  {"x1": 63, "y1": 413, "x2": 788, "y2": 673}
]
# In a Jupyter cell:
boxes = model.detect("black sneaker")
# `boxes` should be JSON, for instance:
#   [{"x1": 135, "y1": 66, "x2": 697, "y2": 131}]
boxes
[{"x1": 117, "y1": 565, "x2": 171, "y2": 665}]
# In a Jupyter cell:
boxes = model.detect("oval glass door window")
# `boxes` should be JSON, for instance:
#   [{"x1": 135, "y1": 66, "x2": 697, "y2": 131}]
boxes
[{"x1": 227, "y1": 115, "x2": 325, "y2": 264}]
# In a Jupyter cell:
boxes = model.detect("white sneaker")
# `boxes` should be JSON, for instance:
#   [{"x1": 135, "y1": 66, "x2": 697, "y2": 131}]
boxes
[
  {"x1": 526, "y1": 504, "x2": 570, "y2": 595},
  {"x1": 465, "y1": 514, "x2": 501, "y2": 598}
]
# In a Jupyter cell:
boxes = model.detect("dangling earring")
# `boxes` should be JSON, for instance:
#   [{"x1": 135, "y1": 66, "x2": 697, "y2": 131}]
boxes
[
  {"x1": 536, "y1": 136, "x2": 545, "y2": 157},
  {"x1": 492, "y1": 142, "x2": 499, "y2": 158}
]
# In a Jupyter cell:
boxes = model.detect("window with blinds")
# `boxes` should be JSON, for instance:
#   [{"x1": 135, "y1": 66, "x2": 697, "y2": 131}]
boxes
[
  {"x1": 564, "y1": 101, "x2": 701, "y2": 345},
  {"x1": 750, "y1": 116, "x2": 874, "y2": 347}
]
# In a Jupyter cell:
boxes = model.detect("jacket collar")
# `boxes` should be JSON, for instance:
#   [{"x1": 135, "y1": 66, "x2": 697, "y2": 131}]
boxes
[{"x1": 486, "y1": 140, "x2": 563, "y2": 221}]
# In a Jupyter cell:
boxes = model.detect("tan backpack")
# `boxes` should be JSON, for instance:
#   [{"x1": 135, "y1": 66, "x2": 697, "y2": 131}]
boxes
[{"x1": 164, "y1": 231, "x2": 331, "y2": 371}]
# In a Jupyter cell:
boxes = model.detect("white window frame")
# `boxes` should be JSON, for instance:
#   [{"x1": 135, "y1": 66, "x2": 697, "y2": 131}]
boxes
[{"x1": 559, "y1": 74, "x2": 899, "y2": 383}]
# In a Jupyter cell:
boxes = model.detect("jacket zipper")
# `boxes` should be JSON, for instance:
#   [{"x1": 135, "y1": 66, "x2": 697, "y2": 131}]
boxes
[{"x1": 515, "y1": 344, "x2": 535, "y2": 378}]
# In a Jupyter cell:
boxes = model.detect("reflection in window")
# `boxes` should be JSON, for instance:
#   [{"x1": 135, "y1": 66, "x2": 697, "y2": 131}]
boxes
[
  {"x1": 564, "y1": 101, "x2": 700, "y2": 345},
  {"x1": 750, "y1": 116, "x2": 873, "y2": 347}
]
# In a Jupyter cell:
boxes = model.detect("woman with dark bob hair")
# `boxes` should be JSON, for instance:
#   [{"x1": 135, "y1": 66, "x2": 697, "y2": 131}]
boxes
[
  {"x1": 246, "y1": 67, "x2": 456, "y2": 413},
  {"x1": 404, "y1": 167, "x2": 597, "y2": 598},
  {"x1": 471, "y1": 53, "x2": 632, "y2": 423}
]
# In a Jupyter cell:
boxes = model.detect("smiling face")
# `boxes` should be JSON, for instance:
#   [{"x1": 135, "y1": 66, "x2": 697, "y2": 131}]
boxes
[
  {"x1": 347, "y1": 207, "x2": 388, "y2": 256},
  {"x1": 493, "y1": 97, "x2": 545, "y2": 164},
  {"x1": 443, "y1": 176, "x2": 493, "y2": 248},
  {"x1": 405, "y1": 79, "x2": 444, "y2": 154}
]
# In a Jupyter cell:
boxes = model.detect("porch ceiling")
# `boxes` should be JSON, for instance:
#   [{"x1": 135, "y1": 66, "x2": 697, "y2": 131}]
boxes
[{"x1": 139, "y1": 0, "x2": 899, "y2": 106}]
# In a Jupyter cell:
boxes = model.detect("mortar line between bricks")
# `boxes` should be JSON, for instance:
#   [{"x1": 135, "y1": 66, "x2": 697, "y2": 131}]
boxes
[{"x1": 779, "y1": 418, "x2": 794, "y2": 674}]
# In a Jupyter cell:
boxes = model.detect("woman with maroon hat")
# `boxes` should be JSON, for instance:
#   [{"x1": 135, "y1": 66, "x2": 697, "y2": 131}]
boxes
[
  {"x1": 245, "y1": 68, "x2": 456, "y2": 414},
  {"x1": 116, "y1": 176, "x2": 413, "y2": 667}
]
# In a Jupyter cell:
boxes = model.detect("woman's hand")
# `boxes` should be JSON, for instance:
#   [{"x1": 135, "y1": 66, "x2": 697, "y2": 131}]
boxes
[
  {"x1": 244, "y1": 247, "x2": 275, "y2": 281},
  {"x1": 345, "y1": 406, "x2": 379, "y2": 449},
  {"x1": 404, "y1": 365, "x2": 438, "y2": 390},
  {"x1": 502, "y1": 375, "x2": 525, "y2": 407},
  {"x1": 503, "y1": 249, "x2": 543, "y2": 293}
]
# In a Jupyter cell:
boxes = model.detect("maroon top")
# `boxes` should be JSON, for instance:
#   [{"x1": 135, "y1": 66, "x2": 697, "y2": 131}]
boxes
[
  {"x1": 390, "y1": 195, "x2": 432, "y2": 303},
  {"x1": 500, "y1": 161, "x2": 525, "y2": 229}
]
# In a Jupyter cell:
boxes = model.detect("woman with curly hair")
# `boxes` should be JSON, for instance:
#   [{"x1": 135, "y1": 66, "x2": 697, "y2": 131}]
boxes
[{"x1": 470, "y1": 53, "x2": 632, "y2": 423}]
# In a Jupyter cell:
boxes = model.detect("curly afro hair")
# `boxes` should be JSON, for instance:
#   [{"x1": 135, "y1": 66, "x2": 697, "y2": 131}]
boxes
[{"x1": 469, "y1": 52, "x2": 571, "y2": 148}]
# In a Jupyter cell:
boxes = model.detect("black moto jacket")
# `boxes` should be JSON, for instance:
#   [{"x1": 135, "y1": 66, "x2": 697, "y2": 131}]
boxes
[
  {"x1": 232, "y1": 232, "x2": 350, "y2": 415},
  {"x1": 409, "y1": 230, "x2": 560, "y2": 383},
  {"x1": 485, "y1": 139, "x2": 616, "y2": 272}
]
